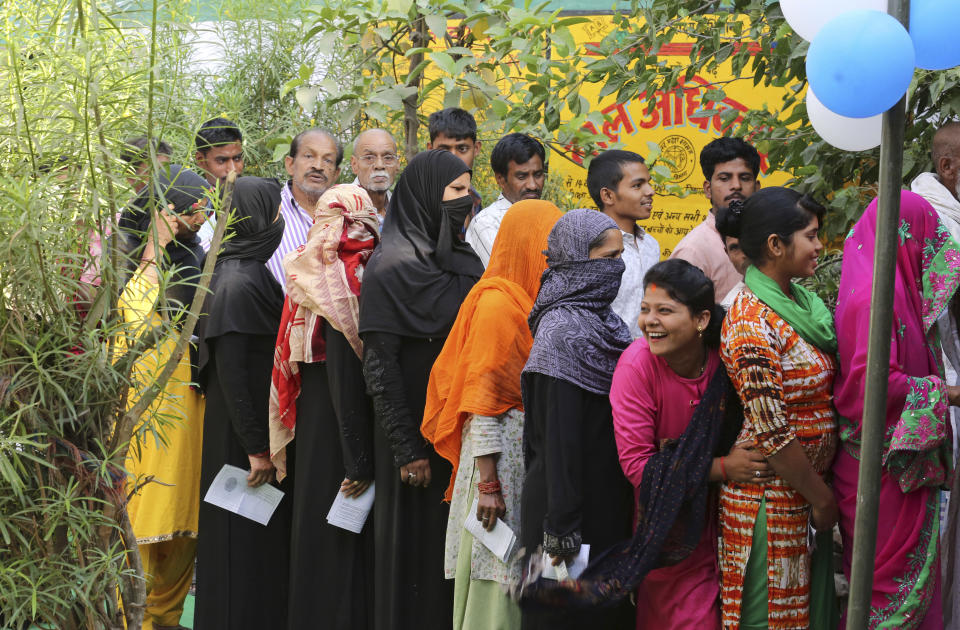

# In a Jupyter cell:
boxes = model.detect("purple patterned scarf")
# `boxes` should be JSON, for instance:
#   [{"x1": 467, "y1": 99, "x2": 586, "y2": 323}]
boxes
[{"x1": 523, "y1": 209, "x2": 632, "y2": 395}]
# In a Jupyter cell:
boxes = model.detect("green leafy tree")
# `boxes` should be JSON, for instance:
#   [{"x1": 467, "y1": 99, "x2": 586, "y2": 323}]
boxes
[
  {"x1": 297, "y1": 0, "x2": 613, "y2": 165},
  {"x1": 0, "y1": 1, "x2": 238, "y2": 627},
  {"x1": 302, "y1": 0, "x2": 960, "y2": 241}
]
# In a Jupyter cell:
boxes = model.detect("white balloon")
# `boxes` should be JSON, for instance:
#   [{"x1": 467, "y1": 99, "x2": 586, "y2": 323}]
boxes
[
  {"x1": 806, "y1": 87, "x2": 882, "y2": 151},
  {"x1": 781, "y1": 0, "x2": 889, "y2": 41}
]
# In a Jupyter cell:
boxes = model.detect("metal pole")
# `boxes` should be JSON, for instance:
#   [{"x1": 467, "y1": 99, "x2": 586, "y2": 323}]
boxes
[{"x1": 845, "y1": 1, "x2": 910, "y2": 626}]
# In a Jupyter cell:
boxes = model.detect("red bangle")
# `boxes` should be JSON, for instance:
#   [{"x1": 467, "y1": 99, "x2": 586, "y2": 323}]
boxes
[
  {"x1": 251, "y1": 450, "x2": 270, "y2": 459},
  {"x1": 720, "y1": 457, "x2": 727, "y2": 481},
  {"x1": 477, "y1": 480, "x2": 501, "y2": 494}
]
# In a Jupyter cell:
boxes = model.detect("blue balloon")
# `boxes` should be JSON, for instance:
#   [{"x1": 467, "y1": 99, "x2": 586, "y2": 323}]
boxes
[
  {"x1": 806, "y1": 10, "x2": 916, "y2": 118},
  {"x1": 910, "y1": 0, "x2": 960, "y2": 70}
]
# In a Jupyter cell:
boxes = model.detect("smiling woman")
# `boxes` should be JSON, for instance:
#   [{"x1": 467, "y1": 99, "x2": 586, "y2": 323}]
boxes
[
  {"x1": 717, "y1": 187, "x2": 839, "y2": 630},
  {"x1": 597, "y1": 259, "x2": 753, "y2": 629}
]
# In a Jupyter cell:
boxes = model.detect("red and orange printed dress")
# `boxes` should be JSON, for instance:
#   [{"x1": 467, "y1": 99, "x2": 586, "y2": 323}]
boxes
[{"x1": 719, "y1": 289, "x2": 837, "y2": 629}]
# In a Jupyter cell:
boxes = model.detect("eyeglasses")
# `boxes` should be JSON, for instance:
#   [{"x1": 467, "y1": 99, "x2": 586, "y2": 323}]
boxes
[{"x1": 357, "y1": 154, "x2": 398, "y2": 166}]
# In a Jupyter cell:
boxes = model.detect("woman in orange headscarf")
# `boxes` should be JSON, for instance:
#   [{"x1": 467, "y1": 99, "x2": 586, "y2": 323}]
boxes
[{"x1": 422, "y1": 199, "x2": 563, "y2": 630}]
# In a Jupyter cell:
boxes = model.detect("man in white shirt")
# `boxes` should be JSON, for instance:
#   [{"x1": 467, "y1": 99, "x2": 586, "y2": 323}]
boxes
[
  {"x1": 588, "y1": 150, "x2": 659, "y2": 338},
  {"x1": 350, "y1": 128, "x2": 398, "y2": 230},
  {"x1": 464, "y1": 133, "x2": 546, "y2": 266},
  {"x1": 265, "y1": 128, "x2": 342, "y2": 290}
]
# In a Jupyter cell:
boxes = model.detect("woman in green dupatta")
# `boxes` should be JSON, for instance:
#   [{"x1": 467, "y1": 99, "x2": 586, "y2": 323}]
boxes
[{"x1": 715, "y1": 187, "x2": 839, "y2": 630}]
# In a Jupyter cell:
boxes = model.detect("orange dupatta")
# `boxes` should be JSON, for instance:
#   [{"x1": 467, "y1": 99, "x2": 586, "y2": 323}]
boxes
[{"x1": 422, "y1": 200, "x2": 563, "y2": 501}]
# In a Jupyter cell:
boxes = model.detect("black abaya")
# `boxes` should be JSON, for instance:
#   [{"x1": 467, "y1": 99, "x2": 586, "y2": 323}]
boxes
[
  {"x1": 520, "y1": 372, "x2": 634, "y2": 630},
  {"x1": 196, "y1": 333, "x2": 292, "y2": 630},
  {"x1": 363, "y1": 332, "x2": 454, "y2": 630},
  {"x1": 287, "y1": 328, "x2": 375, "y2": 630}
]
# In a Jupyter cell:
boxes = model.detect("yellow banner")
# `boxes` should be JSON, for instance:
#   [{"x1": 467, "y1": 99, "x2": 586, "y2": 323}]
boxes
[{"x1": 551, "y1": 18, "x2": 792, "y2": 258}]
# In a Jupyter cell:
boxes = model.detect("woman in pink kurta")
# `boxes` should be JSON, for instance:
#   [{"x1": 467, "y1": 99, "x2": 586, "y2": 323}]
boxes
[{"x1": 609, "y1": 259, "x2": 774, "y2": 629}]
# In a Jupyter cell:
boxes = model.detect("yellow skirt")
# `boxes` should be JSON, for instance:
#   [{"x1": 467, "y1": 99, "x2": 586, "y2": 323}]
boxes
[{"x1": 125, "y1": 350, "x2": 204, "y2": 543}]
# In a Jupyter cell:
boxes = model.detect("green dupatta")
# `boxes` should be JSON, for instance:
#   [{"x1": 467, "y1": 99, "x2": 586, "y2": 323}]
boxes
[{"x1": 743, "y1": 265, "x2": 837, "y2": 354}]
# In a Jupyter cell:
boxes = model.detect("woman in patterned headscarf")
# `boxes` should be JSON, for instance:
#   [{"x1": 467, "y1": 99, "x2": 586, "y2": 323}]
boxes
[
  {"x1": 519, "y1": 208, "x2": 635, "y2": 630},
  {"x1": 269, "y1": 184, "x2": 380, "y2": 630}
]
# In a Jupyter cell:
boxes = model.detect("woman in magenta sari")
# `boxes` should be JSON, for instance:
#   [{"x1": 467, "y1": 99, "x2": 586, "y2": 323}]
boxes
[{"x1": 834, "y1": 190, "x2": 960, "y2": 629}]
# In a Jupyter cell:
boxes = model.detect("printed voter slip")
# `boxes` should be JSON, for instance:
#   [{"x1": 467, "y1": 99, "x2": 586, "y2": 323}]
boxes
[
  {"x1": 327, "y1": 482, "x2": 375, "y2": 534},
  {"x1": 463, "y1": 497, "x2": 518, "y2": 563},
  {"x1": 203, "y1": 464, "x2": 285, "y2": 525},
  {"x1": 541, "y1": 544, "x2": 590, "y2": 582}
]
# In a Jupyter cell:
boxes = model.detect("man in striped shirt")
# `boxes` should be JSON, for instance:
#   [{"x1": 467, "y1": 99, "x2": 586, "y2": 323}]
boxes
[{"x1": 265, "y1": 128, "x2": 343, "y2": 291}]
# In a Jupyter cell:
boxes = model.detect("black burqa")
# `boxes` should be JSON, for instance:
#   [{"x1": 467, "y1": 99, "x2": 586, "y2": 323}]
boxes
[
  {"x1": 119, "y1": 164, "x2": 208, "y2": 311},
  {"x1": 195, "y1": 176, "x2": 291, "y2": 630},
  {"x1": 358, "y1": 150, "x2": 483, "y2": 630}
]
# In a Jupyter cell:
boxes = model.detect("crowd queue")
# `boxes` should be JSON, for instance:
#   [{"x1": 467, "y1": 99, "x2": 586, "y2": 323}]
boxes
[{"x1": 110, "y1": 108, "x2": 960, "y2": 630}]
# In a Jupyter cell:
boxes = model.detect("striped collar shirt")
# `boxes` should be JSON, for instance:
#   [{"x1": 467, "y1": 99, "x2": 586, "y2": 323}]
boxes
[{"x1": 265, "y1": 181, "x2": 313, "y2": 292}]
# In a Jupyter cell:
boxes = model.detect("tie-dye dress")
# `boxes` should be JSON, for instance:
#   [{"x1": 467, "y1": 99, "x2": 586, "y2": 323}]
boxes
[{"x1": 719, "y1": 289, "x2": 837, "y2": 629}]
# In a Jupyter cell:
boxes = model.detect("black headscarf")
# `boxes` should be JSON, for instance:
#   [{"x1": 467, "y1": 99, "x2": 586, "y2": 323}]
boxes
[
  {"x1": 358, "y1": 150, "x2": 483, "y2": 338},
  {"x1": 119, "y1": 164, "x2": 208, "y2": 309},
  {"x1": 198, "y1": 176, "x2": 285, "y2": 376}
]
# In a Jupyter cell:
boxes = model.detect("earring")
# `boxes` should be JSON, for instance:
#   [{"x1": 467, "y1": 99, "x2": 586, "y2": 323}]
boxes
[{"x1": 697, "y1": 326, "x2": 703, "y2": 338}]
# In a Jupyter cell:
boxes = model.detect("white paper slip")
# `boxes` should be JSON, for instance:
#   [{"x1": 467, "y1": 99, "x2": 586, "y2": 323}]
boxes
[
  {"x1": 541, "y1": 543, "x2": 590, "y2": 581},
  {"x1": 326, "y1": 482, "x2": 375, "y2": 534},
  {"x1": 463, "y1": 497, "x2": 518, "y2": 563},
  {"x1": 203, "y1": 464, "x2": 285, "y2": 526}
]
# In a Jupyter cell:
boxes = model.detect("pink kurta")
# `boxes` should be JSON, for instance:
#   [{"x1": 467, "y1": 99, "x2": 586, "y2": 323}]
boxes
[{"x1": 610, "y1": 338, "x2": 722, "y2": 630}]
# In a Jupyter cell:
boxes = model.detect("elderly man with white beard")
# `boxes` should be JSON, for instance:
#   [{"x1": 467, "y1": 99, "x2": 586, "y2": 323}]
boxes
[
  {"x1": 912, "y1": 122, "x2": 960, "y2": 239},
  {"x1": 350, "y1": 128, "x2": 399, "y2": 230},
  {"x1": 910, "y1": 120, "x2": 960, "y2": 630}
]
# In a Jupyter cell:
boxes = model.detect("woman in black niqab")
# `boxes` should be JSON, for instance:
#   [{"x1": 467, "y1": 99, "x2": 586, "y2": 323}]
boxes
[
  {"x1": 358, "y1": 150, "x2": 482, "y2": 630},
  {"x1": 359, "y1": 149, "x2": 483, "y2": 338},
  {"x1": 195, "y1": 176, "x2": 292, "y2": 630}
]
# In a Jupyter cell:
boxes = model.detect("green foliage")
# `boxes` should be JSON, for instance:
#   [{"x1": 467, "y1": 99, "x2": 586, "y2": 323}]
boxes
[
  {"x1": 135, "y1": 0, "x2": 358, "y2": 179},
  {"x1": 0, "y1": 0, "x2": 316, "y2": 626},
  {"x1": 304, "y1": 0, "x2": 960, "y2": 244},
  {"x1": 583, "y1": 1, "x2": 960, "y2": 242},
  {"x1": 0, "y1": 0, "x2": 158, "y2": 623},
  {"x1": 301, "y1": 0, "x2": 613, "y2": 161}
]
